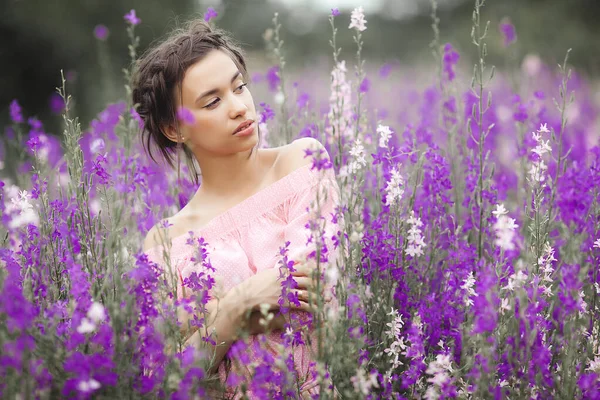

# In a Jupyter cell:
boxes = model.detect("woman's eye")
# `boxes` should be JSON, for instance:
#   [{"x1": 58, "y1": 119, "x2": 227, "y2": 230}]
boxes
[
  {"x1": 205, "y1": 98, "x2": 220, "y2": 108},
  {"x1": 204, "y1": 84, "x2": 246, "y2": 109},
  {"x1": 235, "y1": 83, "x2": 248, "y2": 93}
]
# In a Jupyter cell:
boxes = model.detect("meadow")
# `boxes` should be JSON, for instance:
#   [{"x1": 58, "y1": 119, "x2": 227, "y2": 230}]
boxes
[{"x1": 1, "y1": 1, "x2": 600, "y2": 399}]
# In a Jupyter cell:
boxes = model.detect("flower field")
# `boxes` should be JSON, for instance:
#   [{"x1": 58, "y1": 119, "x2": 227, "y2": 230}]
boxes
[{"x1": 1, "y1": 1, "x2": 600, "y2": 399}]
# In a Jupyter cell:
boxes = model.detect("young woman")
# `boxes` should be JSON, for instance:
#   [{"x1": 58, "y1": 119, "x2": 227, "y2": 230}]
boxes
[{"x1": 134, "y1": 18, "x2": 342, "y2": 398}]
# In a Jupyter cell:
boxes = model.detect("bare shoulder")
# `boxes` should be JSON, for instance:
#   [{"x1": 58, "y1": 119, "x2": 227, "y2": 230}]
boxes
[
  {"x1": 142, "y1": 222, "x2": 167, "y2": 253},
  {"x1": 278, "y1": 137, "x2": 329, "y2": 175}
]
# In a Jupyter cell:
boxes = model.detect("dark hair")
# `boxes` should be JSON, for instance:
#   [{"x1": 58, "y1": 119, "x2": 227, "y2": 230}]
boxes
[{"x1": 132, "y1": 19, "x2": 253, "y2": 185}]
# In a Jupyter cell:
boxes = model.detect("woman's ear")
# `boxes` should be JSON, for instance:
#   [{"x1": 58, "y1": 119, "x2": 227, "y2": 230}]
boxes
[{"x1": 162, "y1": 124, "x2": 185, "y2": 143}]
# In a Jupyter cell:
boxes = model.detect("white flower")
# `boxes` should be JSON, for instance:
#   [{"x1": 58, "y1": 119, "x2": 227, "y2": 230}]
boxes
[
  {"x1": 532, "y1": 139, "x2": 552, "y2": 158},
  {"x1": 529, "y1": 123, "x2": 552, "y2": 185},
  {"x1": 351, "y1": 363, "x2": 379, "y2": 396},
  {"x1": 90, "y1": 138, "x2": 105, "y2": 154},
  {"x1": 424, "y1": 386, "x2": 440, "y2": 400},
  {"x1": 503, "y1": 270, "x2": 528, "y2": 292},
  {"x1": 7, "y1": 189, "x2": 39, "y2": 229},
  {"x1": 578, "y1": 290, "x2": 588, "y2": 316},
  {"x1": 349, "y1": 138, "x2": 365, "y2": 159},
  {"x1": 77, "y1": 378, "x2": 101, "y2": 393},
  {"x1": 258, "y1": 122, "x2": 270, "y2": 148},
  {"x1": 425, "y1": 353, "x2": 454, "y2": 398},
  {"x1": 594, "y1": 239, "x2": 600, "y2": 250},
  {"x1": 405, "y1": 212, "x2": 426, "y2": 257},
  {"x1": 492, "y1": 203, "x2": 507, "y2": 217},
  {"x1": 11, "y1": 190, "x2": 33, "y2": 214},
  {"x1": 326, "y1": 61, "x2": 354, "y2": 144},
  {"x1": 587, "y1": 356, "x2": 600, "y2": 374},
  {"x1": 274, "y1": 91, "x2": 285, "y2": 105},
  {"x1": 461, "y1": 271, "x2": 477, "y2": 307},
  {"x1": 76, "y1": 318, "x2": 96, "y2": 334},
  {"x1": 539, "y1": 242, "x2": 556, "y2": 287},
  {"x1": 500, "y1": 298, "x2": 511, "y2": 314},
  {"x1": 385, "y1": 167, "x2": 404, "y2": 207},
  {"x1": 383, "y1": 308, "x2": 407, "y2": 372},
  {"x1": 325, "y1": 265, "x2": 339, "y2": 285},
  {"x1": 285, "y1": 326, "x2": 294, "y2": 339},
  {"x1": 349, "y1": 6, "x2": 367, "y2": 31},
  {"x1": 349, "y1": 231, "x2": 362, "y2": 243},
  {"x1": 87, "y1": 302, "x2": 106, "y2": 324},
  {"x1": 348, "y1": 139, "x2": 367, "y2": 173},
  {"x1": 493, "y1": 203, "x2": 518, "y2": 251},
  {"x1": 377, "y1": 124, "x2": 392, "y2": 148}
]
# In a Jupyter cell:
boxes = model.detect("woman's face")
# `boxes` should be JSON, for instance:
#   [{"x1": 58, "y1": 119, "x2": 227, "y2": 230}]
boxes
[{"x1": 175, "y1": 49, "x2": 258, "y2": 155}]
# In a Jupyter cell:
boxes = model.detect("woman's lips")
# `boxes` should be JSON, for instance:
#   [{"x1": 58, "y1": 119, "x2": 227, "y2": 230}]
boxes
[
  {"x1": 233, "y1": 121, "x2": 255, "y2": 137},
  {"x1": 233, "y1": 120, "x2": 254, "y2": 135}
]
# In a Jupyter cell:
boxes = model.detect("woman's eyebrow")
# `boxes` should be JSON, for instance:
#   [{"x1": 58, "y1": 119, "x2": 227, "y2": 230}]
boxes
[{"x1": 195, "y1": 71, "x2": 242, "y2": 104}]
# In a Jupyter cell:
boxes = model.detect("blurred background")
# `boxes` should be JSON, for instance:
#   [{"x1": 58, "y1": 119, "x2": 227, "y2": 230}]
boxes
[{"x1": 1, "y1": 0, "x2": 600, "y2": 135}]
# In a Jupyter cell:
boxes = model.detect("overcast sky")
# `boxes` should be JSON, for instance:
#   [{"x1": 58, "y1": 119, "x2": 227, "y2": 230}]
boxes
[
  {"x1": 271, "y1": 0, "x2": 465, "y2": 19},
  {"x1": 274, "y1": 0, "x2": 384, "y2": 13}
]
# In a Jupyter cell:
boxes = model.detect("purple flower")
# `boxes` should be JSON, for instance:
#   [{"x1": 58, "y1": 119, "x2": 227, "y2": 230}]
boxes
[
  {"x1": 359, "y1": 77, "x2": 370, "y2": 93},
  {"x1": 379, "y1": 63, "x2": 393, "y2": 78},
  {"x1": 177, "y1": 106, "x2": 195, "y2": 126},
  {"x1": 0, "y1": 250, "x2": 38, "y2": 333},
  {"x1": 26, "y1": 136, "x2": 41, "y2": 152},
  {"x1": 92, "y1": 153, "x2": 111, "y2": 185},
  {"x1": 296, "y1": 92, "x2": 310, "y2": 109},
  {"x1": 130, "y1": 107, "x2": 144, "y2": 130},
  {"x1": 513, "y1": 101, "x2": 528, "y2": 123},
  {"x1": 124, "y1": 9, "x2": 141, "y2": 26},
  {"x1": 331, "y1": 8, "x2": 340, "y2": 16},
  {"x1": 48, "y1": 93, "x2": 65, "y2": 114},
  {"x1": 204, "y1": 7, "x2": 218, "y2": 22},
  {"x1": 500, "y1": 18, "x2": 516, "y2": 47},
  {"x1": 259, "y1": 102, "x2": 275, "y2": 123},
  {"x1": 443, "y1": 43, "x2": 460, "y2": 82},
  {"x1": 9, "y1": 99, "x2": 24, "y2": 124},
  {"x1": 266, "y1": 66, "x2": 280, "y2": 92},
  {"x1": 93, "y1": 24, "x2": 109, "y2": 40}
]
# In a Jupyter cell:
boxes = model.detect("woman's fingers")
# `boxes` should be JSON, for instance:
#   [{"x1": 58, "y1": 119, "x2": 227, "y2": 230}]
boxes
[
  {"x1": 294, "y1": 289, "x2": 332, "y2": 303},
  {"x1": 292, "y1": 276, "x2": 311, "y2": 289},
  {"x1": 294, "y1": 300, "x2": 314, "y2": 313},
  {"x1": 290, "y1": 262, "x2": 322, "y2": 278},
  {"x1": 290, "y1": 276, "x2": 324, "y2": 291}
]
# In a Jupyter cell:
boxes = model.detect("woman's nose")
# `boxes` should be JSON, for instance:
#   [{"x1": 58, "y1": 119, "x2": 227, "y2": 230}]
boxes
[{"x1": 229, "y1": 95, "x2": 248, "y2": 118}]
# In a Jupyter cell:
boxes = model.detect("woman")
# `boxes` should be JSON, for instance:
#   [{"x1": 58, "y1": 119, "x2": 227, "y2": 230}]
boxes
[{"x1": 134, "y1": 18, "x2": 342, "y2": 399}]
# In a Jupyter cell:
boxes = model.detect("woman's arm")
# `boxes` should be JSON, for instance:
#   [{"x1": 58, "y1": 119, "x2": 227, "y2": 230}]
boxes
[{"x1": 181, "y1": 286, "x2": 247, "y2": 375}]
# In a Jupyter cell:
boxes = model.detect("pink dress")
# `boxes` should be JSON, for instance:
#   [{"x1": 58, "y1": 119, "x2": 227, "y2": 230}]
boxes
[{"x1": 145, "y1": 163, "x2": 342, "y2": 399}]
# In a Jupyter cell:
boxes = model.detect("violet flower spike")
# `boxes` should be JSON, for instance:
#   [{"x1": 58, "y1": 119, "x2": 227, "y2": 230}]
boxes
[
  {"x1": 349, "y1": 6, "x2": 367, "y2": 31},
  {"x1": 93, "y1": 24, "x2": 109, "y2": 40},
  {"x1": 204, "y1": 7, "x2": 218, "y2": 22},
  {"x1": 9, "y1": 99, "x2": 24, "y2": 124},
  {"x1": 499, "y1": 18, "x2": 516, "y2": 47},
  {"x1": 124, "y1": 9, "x2": 141, "y2": 26}
]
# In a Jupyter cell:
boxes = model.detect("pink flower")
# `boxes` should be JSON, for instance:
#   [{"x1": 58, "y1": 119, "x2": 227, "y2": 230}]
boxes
[
  {"x1": 204, "y1": 7, "x2": 218, "y2": 22},
  {"x1": 349, "y1": 6, "x2": 367, "y2": 32},
  {"x1": 499, "y1": 18, "x2": 516, "y2": 47},
  {"x1": 124, "y1": 9, "x2": 141, "y2": 26},
  {"x1": 93, "y1": 24, "x2": 109, "y2": 40}
]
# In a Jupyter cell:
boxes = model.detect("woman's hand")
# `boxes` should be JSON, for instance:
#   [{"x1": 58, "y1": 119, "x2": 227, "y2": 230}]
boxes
[
  {"x1": 239, "y1": 260, "x2": 333, "y2": 335},
  {"x1": 246, "y1": 310, "x2": 287, "y2": 335}
]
